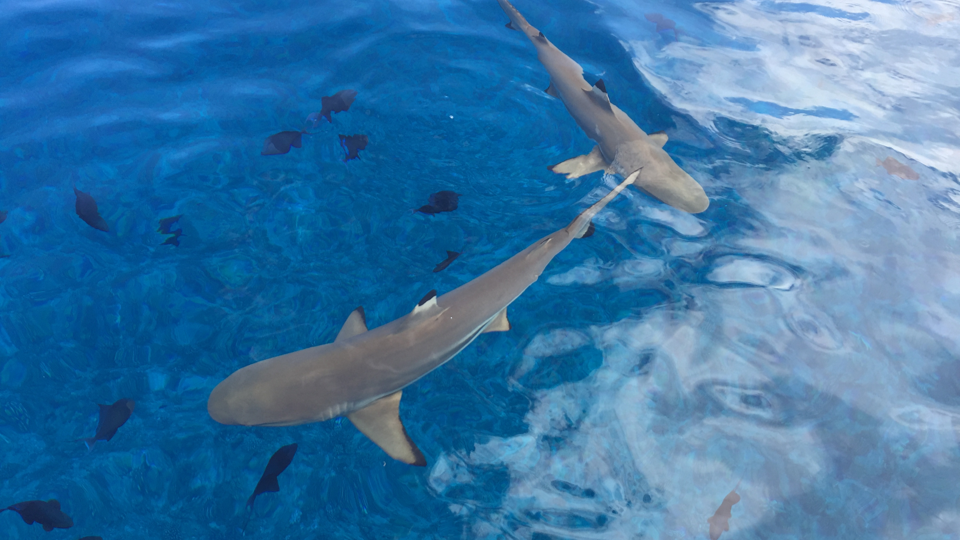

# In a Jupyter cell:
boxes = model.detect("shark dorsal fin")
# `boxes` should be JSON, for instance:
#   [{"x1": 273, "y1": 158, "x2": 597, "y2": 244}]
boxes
[
  {"x1": 584, "y1": 82, "x2": 613, "y2": 113},
  {"x1": 347, "y1": 391, "x2": 426, "y2": 466},
  {"x1": 412, "y1": 290, "x2": 438, "y2": 315},
  {"x1": 648, "y1": 130, "x2": 668, "y2": 148},
  {"x1": 482, "y1": 308, "x2": 511, "y2": 333},
  {"x1": 335, "y1": 307, "x2": 368, "y2": 342}
]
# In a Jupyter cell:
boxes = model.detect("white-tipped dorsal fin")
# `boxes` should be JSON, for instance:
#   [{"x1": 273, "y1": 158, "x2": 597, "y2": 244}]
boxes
[
  {"x1": 347, "y1": 391, "x2": 426, "y2": 466},
  {"x1": 547, "y1": 145, "x2": 610, "y2": 180},
  {"x1": 335, "y1": 307, "x2": 368, "y2": 342},
  {"x1": 412, "y1": 289, "x2": 438, "y2": 315},
  {"x1": 482, "y1": 308, "x2": 511, "y2": 333},
  {"x1": 545, "y1": 82, "x2": 559, "y2": 98},
  {"x1": 648, "y1": 130, "x2": 668, "y2": 148}
]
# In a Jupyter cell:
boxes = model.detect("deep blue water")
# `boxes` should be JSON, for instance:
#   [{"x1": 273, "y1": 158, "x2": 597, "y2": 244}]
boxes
[{"x1": 2, "y1": 0, "x2": 959, "y2": 539}]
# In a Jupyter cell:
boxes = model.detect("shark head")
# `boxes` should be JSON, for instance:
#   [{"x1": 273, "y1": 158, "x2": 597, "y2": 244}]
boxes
[{"x1": 615, "y1": 143, "x2": 709, "y2": 214}]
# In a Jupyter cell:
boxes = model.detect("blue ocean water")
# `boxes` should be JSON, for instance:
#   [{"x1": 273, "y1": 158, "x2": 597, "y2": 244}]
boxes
[{"x1": 1, "y1": 0, "x2": 959, "y2": 538}]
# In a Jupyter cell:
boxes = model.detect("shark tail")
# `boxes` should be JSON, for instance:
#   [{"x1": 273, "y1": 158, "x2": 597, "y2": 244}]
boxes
[
  {"x1": 564, "y1": 171, "x2": 638, "y2": 238},
  {"x1": 497, "y1": 0, "x2": 537, "y2": 38}
]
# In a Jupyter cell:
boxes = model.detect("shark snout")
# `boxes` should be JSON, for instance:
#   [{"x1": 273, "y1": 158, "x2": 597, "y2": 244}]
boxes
[
  {"x1": 633, "y1": 161, "x2": 709, "y2": 214},
  {"x1": 207, "y1": 380, "x2": 241, "y2": 425}
]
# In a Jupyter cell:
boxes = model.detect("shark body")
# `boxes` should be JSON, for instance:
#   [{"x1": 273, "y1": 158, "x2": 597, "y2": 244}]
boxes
[
  {"x1": 497, "y1": 0, "x2": 709, "y2": 213},
  {"x1": 207, "y1": 174, "x2": 636, "y2": 465}
]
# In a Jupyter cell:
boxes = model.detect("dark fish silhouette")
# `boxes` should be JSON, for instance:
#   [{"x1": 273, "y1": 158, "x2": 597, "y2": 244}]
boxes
[
  {"x1": 339, "y1": 134, "x2": 368, "y2": 161},
  {"x1": 247, "y1": 443, "x2": 298, "y2": 509},
  {"x1": 262, "y1": 130, "x2": 305, "y2": 156},
  {"x1": 433, "y1": 251, "x2": 460, "y2": 273},
  {"x1": 708, "y1": 482, "x2": 741, "y2": 540},
  {"x1": 645, "y1": 13, "x2": 679, "y2": 39},
  {"x1": 81, "y1": 398, "x2": 135, "y2": 449},
  {"x1": 157, "y1": 214, "x2": 183, "y2": 234},
  {"x1": 161, "y1": 229, "x2": 183, "y2": 247},
  {"x1": 416, "y1": 191, "x2": 461, "y2": 215},
  {"x1": 1, "y1": 499, "x2": 73, "y2": 531},
  {"x1": 73, "y1": 187, "x2": 109, "y2": 232},
  {"x1": 0, "y1": 210, "x2": 6, "y2": 224},
  {"x1": 308, "y1": 89, "x2": 358, "y2": 124}
]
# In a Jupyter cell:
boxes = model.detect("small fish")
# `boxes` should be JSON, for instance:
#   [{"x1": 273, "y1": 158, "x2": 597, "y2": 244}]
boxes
[
  {"x1": 73, "y1": 187, "x2": 109, "y2": 232},
  {"x1": 433, "y1": 251, "x2": 460, "y2": 273},
  {"x1": 161, "y1": 229, "x2": 183, "y2": 247},
  {"x1": 339, "y1": 134, "x2": 368, "y2": 161},
  {"x1": 1, "y1": 499, "x2": 74, "y2": 531},
  {"x1": 261, "y1": 130, "x2": 306, "y2": 156},
  {"x1": 877, "y1": 157, "x2": 919, "y2": 180},
  {"x1": 308, "y1": 89, "x2": 358, "y2": 124},
  {"x1": 80, "y1": 398, "x2": 135, "y2": 449},
  {"x1": 416, "y1": 190, "x2": 461, "y2": 215},
  {"x1": 645, "y1": 13, "x2": 679, "y2": 39},
  {"x1": 707, "y1": 482, "x2": 741, "y2": 540},
  {"x1": 247, "y1": 443, "x2": 298, "y2": 509},
  {"x1": 157, "y1": 214, "x2": 183, "y2": 234},
  {"x1": 0, "y1": 210, "x2": 7, "y2": 224}
]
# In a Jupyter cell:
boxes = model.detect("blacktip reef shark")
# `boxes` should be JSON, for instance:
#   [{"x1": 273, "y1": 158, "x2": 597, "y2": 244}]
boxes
[
  {"x1": 207, "y1": 174, "x2": 636, "y2": 466},
  {"x1": 497, "y1": 0, "x2": 710, "y2": 214}
]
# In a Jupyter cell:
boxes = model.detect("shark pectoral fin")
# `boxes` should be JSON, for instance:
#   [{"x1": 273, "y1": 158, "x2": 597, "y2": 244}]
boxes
[
  {"x1": 648, "y1": 130, "x2": 668, "y2": 148},
  {"x1": 545, "y1": 82, "x2": 559, "y2": 98},
  {"x1": 505, "y1": 21, "x2": 517, "y2": 31},
  {"x1": 482, "y1": 308, "x2": 511, "y2": 333},
  {"x1": 335, "y1": 307, "x2": 368, "y2": 342},
  {"x1": 348, "y1": 391, "x2": 426, "y2": 466},
  {"x1": 547, "y1": 146, "x2": 609, "y2": 179}
]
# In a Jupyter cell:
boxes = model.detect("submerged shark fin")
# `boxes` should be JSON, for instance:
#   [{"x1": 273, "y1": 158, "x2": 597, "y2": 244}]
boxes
[
  {"x1": 648, "y1": 130, "x2": 668, "y2": 148},
  {"x1": 482, "y1": 308, "x2": 511, "y2": 333},
  {"x1": 347, "y1": 391, "x2": 426, "y2": 466},
  {"x1": 577, "y1": 222, "x2": 596, "y2": 239},
  {"x1": 594, "y1": 79, "x2": 607, "y2": 94},
  {"x1": 505, "y1": 21, "x2": 517, "y2": 30},
  {"x1": 564, "y1": 171, "x2": 638, "y2": 238},
  {"x1": 547, "y1": 146, "x2": 610, "y2": 179},
  {"x1": 545, "y1": 82, "x2": 559, "y2": 98},
  {"x1": 335, "y1": 307, "x2": 368, "y2": 342}
]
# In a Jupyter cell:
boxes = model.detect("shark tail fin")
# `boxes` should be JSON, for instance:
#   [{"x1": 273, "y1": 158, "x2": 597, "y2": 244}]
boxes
[
  {"x1": 348, "y1": 390, "x2": 426, "y2": 466},
  {"x1": 564, "y1": 171, "x2": 637, "y2": 238}
]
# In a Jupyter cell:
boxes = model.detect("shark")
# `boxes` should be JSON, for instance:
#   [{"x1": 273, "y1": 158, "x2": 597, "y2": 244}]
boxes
[
  {"x1": 497, "y1": 0, "x2": 709, "y2": 214},
  {"x1": 207, "y1": 173, "x2": 636, "y2": 465}
]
